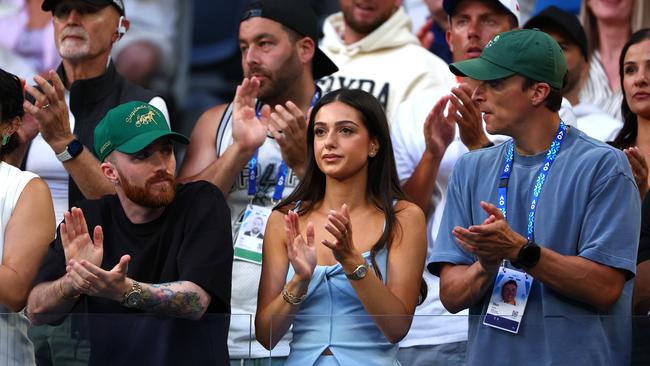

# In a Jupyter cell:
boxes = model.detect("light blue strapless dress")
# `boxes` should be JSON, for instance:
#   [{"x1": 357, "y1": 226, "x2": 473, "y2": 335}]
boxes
[{"x1": 285, "y1": 249, "x2": 400, "y2": 366}]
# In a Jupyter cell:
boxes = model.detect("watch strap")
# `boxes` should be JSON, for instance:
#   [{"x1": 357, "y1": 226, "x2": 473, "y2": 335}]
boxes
[
  {"x1": 56, "y1": 149, "x2": 73, "y2": 162},
  {"x1": 345, "y1": 262, "x2": 369, "y2": 281},
  {"x1": 56, "y1": 139, "x2": 83, "y2": 162},
  {"x1": 516, "y1": 240, "x2": 541, "y2": 269},
  {"x1": 122, "y1": 280, "x2": 143, "y2": 306}
]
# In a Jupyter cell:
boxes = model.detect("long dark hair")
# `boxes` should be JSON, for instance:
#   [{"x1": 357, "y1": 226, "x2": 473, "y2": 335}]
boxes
[
  {"x1": 0, "y1": 68, "x2": 24, "y2": 159},
  {"x1": 612, "y1": 28, "x2": 650, "y2": 148},
  {"x1": 277, "y1": 89, "x2": 406, "y2": 282}
]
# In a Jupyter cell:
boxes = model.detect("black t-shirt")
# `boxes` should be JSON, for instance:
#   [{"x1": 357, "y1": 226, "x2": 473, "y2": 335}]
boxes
[{"x1": 34, "y1": 181, "x2": 233, "y2": 365}]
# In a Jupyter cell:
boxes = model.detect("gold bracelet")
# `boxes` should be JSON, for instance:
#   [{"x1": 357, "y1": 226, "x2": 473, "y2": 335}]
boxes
[
  {"x1": 282, "y1": 284, "x2": 306, "y2": 305},
  {"x1": 58, "y1": 279, "x2": 80, "y2": 301}
]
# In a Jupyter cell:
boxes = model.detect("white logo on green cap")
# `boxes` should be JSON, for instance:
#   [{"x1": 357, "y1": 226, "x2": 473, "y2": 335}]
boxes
[{"x1": 486, "y1": 34, "x2": 500, "y2": 49}]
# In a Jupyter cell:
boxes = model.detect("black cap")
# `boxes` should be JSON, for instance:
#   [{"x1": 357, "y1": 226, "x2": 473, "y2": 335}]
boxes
[
  {"x1": 524, "y1": 6, "x2": 587, "y2": 60},
  {"x1": 42, "y1": 0, "x2": 125, "y2": 16},
  {"x1": 241, "y1": 0, "x2": 338, "y2": 79}
]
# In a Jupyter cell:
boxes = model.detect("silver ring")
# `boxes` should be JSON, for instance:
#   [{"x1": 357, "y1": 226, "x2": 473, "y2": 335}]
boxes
[{"x1": 41, "y1": 103, "x2": 50, "y2": 110}]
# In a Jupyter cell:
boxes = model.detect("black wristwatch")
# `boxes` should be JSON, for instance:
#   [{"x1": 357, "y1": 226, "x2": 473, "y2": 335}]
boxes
[
  {"x1": 516, "y1": 240, "x2": 541, "y2": 269},
  {"x1": 56, "y1": 139, "x2": 84, "y2": 162}
]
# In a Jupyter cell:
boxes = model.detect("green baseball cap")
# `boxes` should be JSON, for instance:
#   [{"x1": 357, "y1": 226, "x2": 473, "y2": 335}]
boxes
[
  {"x1": 449, "y1": 29, "x2": 567, "y2": 90},
  {"x1": 94, "y1": 101, "x2": 188, "y2": 162}
]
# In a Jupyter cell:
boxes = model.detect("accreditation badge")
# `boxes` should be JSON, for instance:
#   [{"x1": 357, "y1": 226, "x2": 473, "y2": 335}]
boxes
[
  {"x1": 483, "y1": 266, "x2": 533, "y2": 334},
  {"x1": 233, "y1": 204, "x2": 271, "y2": 264}
]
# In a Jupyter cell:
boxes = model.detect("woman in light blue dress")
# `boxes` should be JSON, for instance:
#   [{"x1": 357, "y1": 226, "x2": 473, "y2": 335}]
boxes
[{"x1": 256, "y1": 89, "x2": 427, "y2": 366}]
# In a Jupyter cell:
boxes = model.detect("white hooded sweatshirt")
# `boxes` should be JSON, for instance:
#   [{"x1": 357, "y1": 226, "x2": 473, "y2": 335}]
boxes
[{"x1": 318, "y1": 7, "x2": 455, "y2": 121}]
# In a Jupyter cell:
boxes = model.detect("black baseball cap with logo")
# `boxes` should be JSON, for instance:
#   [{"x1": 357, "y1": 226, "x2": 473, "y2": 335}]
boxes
[
  {"x1": 241, "y1": 0, "x2": 338, "y2": 79},
  {"x1": 42, "y1": 0, "x2": 125, "y2": 15},
  {"x1": 524, "y1": 6, "x2": 588, "y2": 61}
]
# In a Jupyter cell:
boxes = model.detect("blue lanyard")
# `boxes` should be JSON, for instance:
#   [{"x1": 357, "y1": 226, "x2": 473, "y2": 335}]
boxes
[
  {"x1": 497, "y1": 121, "x2": 567, "y2": 241},
  {"x1": 247, "y1": 89, "x2": 320, "y2": 201}
]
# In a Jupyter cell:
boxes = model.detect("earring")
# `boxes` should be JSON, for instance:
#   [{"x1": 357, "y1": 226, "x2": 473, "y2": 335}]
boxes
[
  {"x1": 369, "y1": 149, "x2": 376, "y2": 157},
  {"x1": 1, "y1": 134, "x2": 8, "y2": 146}
]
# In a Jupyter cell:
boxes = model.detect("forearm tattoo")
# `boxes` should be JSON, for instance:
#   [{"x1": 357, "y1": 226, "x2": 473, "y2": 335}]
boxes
[{"x1": 138, "y1": 281, "x2": 205, "y2": 318}]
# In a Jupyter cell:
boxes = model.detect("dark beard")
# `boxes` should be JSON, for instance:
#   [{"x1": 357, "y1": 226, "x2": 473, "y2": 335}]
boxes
[
  {"x1": 120, "y1": 172, "x2": 177, "y2": 208},
  {"x1": 341, "y1": 8, "x2": 388, "y2": 36},
  {"x1": 248, "y1": 47, "x2": 302, "y2": 102}
]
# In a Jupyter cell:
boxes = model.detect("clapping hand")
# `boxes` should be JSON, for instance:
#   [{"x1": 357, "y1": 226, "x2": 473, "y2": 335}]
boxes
[
  {"x1": 423, "y1": 95, "x2": 456, "y2": 159},
  {"x1": 60, "y1": 207, "x2": 103, "y2": 267},
  {"x1": 321, "y1": 204, "x2": 360, "y2": 265},
  {"x1": 66, "y1": 255, "x2": 131, "y2": 301},
  {"x1": 285, "y1": 210, "x2": 317, "y2": 281},
  {"x1": 267, "y1": 101, "x2": 309, "y2": 178},
  {"x1": 23, "y1": 70, "x2": 74, "y2": 154},
  {"x1": 58, "y1": 207, "x2": 104, "y2": 298},
  {"x1": 450, "y1": 84, "x2": 490, "y2": 151},
  {"x1": 452, "y1": 202, "x2": 526, "y2": 273},
  {"x1": 416, "y1": 17, "x2": 434, "y2": 49},
  {"x1": 232, "y1": 77, "x2": 270, "y2": 153},
  {"x1": 624, "y1": 146, "x2": 648, "y2": 199}
]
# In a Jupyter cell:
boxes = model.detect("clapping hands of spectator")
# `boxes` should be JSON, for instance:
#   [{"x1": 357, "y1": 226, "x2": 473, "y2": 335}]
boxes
[
  {"x1": 416, "y1": 17, "x2": 435, "y2": 49},
  {"x1": 267, "y1": 101, "x2": 309, "y2": 178},
  {"x1": 68, "y1": 255, "x2": 132, "y2": 302},
  {"x1": 23, "y1": 70, "x2": 75, "y2": 154},
  {"x1": 60, "y1": 207, "x2": 103, "y2": 267},
  {"x1": 450, "y1": 83, "x2": 490, "y2": 150},
  {"x1": 452, "y1": 201, "x2": 526, "y2": 274},
  {"x1": 59, "y1": 207, "x2": 104, "y2": 297},
  {"x1": 232, "y1": 77, "x2": 270, "y2": 154},
  {"x1": 424, "y1": 95, "x2": 456, "y2": 160},
  {"x1": 624, "y1": 146, "x2": 649, "y2": 199},
  {"x1": 321, "y1": 204, "x2": 362, "y2": 268},
  {"x1": 285, "y1": 210, "x2": 317, "y2": 282}
]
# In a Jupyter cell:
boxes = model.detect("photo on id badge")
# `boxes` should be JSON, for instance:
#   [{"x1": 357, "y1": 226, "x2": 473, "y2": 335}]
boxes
[
  {"x1": 483, "y1": 267, "x2": 532, "y2": 334},
  {"x1": 233, "y1": 205, "x2": 271, "y2": 264}
]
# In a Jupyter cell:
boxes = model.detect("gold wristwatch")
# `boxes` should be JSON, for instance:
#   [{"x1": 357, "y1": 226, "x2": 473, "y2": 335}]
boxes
[{"x1": 122, "y1": 280, "x2": 143, "y2": 307}]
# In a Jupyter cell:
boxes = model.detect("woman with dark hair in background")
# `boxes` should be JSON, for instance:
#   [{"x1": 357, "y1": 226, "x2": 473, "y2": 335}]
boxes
[
  {"x1": 0, "y1": 68, "x2": 55, "y2": 364},
  {"x1": 612, "y1": 28, "x2": 650, "y2": 198},
  {"x1": 611, "y1": 28, "x2": 650, "y2": 365},
  {"x1": 255, "y1": 89, "x2": 426, "y2": 365},
  {"x1": 579, "y1": 0, "x2": 650, "y2": 121}
]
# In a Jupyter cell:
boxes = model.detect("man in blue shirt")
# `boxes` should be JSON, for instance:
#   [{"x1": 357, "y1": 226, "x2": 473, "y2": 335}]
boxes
[{"x1": 428, "y1": 29, "x2": 640, "y2": 365}]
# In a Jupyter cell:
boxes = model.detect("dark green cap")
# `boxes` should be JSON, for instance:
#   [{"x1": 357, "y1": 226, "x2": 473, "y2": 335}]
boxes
[
  {"x1": 94, "y1": 101, "x2": 188, "y2": 162},
  {"x1": 449, "y1": 29, "x2": 567, "y2": 90}
]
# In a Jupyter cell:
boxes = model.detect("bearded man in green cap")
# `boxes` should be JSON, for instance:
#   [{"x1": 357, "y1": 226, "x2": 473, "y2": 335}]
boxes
[
  {"x1": 26, "y1": 101, "x2": 233, "y2": 365},
  {"x1": 427, "y1": 29, "x2": 640, "y2": 365}
]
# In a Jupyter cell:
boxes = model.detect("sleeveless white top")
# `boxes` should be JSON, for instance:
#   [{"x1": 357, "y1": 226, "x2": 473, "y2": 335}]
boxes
[
  {"x1": 0, "y1": 161, "x2": 38, "y2": 365},
  {"x1": 0, "y1": 162, "x2": 37, "y2": 257},
  {"x1": 217, "y1": 104, "x2": 299, "y2": 358}
]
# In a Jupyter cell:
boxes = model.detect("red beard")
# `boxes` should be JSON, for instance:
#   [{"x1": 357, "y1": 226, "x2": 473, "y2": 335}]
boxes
[{"x1": 119, "y1": 171, "x2": 176, "y2": 208}]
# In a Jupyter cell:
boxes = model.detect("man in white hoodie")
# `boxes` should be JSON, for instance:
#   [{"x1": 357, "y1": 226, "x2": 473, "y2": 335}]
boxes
[{"x1": 318, "y1": 0, "x2": 455, "y2": 121}]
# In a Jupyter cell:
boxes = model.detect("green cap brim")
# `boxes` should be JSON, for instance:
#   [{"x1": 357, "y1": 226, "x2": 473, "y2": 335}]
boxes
[
  {"x1": 449, "y1": 57, "x2": 517, "y2": 81},
  {"x1": 115, "y1": 130, "x2": 189, "y2": 155}
]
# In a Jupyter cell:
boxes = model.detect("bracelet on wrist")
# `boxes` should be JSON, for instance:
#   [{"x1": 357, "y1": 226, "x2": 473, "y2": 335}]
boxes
[
  {"x1": 58, "y1": 279, "x2": 80, "y2": 301},
  {"x1": 282, "y1": 284, "x2": 307, "y2": 306}
]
